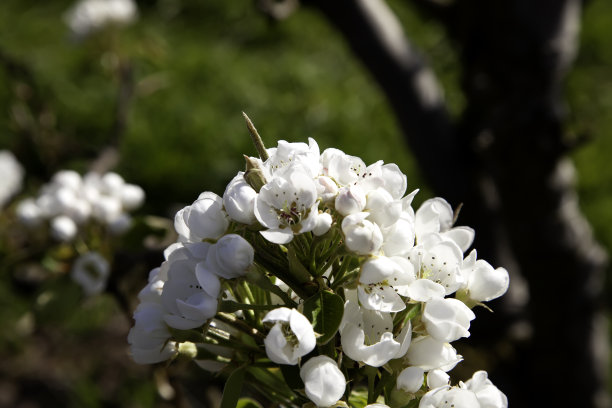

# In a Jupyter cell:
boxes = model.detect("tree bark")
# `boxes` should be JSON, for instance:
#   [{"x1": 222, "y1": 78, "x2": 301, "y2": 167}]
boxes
[{"x1": 303, "y1": 0, "x2": 610, "y2": 406}]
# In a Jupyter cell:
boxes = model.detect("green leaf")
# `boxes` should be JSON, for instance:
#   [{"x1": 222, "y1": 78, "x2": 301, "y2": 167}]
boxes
[
  {"x1": 288, "y1": 245, "x2": 312, "y2": 282},
  {"x1": 236, "y1": 397, "x2": 264, "y2": 408},
  {"x1": 221, "y1": 366, "x2": 247, "y2": 408},
  {"x1": 280, "y1": 364, "x2": 304, "y2": 390},
  {"x1": 303, "y1": 291, "x2": 344, "y2": 345}
]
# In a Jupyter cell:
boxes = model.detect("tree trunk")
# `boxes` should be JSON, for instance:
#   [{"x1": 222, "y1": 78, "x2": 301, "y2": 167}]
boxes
[{"x1": 303, "y1": 0, "x2": 610, "y2": 406}]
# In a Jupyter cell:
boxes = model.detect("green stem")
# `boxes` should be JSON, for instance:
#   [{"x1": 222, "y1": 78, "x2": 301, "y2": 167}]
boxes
[{"x1": 219, "y1": 300, "x2": 279, "y2": 313}]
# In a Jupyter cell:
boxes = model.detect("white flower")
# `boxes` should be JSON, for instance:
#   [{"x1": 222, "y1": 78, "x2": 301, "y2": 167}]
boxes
[
  {"x1": 422, "y1": 298, "x2": 475, "y2": 342},
  {"x1": 16, "y1": 199, "x2": 43, "y2": 227},
  {"x1": 419, "y1": 386, "x2": 481, "y2": 408},
  {"x1": 50, "y1": 215, "x2": 78, "y2": 241},
  {"x1": 254, "y1": 165, "x2": 319, "y2": 244},
  {"x1": 91, "y1": 195, "x2": 122, "y2": 223},
  {"x1": 65, "y1": 0, "x2": 138, "y2": 37},
  {"x1": 223, "y1": 172, "x2": 258, "y2": 224},
  {"x1": 415, "y1": 197, "x2": 475, "y2": 252},
  {"x1": 335, "y1": 185, "x2": 366, "y2": 216},
  {"x1": 0, "y1": 150, "x2": 24, "y2": 208},
  {"x1": 313, "y1": 212, "x2": 333, "y2": 236},
  {"x1": 464, "y1": 371, "x2": 508, "y2": 408},
  {"x1": 341, "y1": 212, "x2": 383, "y2": 255},
  {"x1": 358, "y1": 256, "x2": 415, "y2": 312},
  {"x1": 71, "y1": 251, "x2": 110, "y2": 296},
  {"x1": 461, "y1": 252, "x2": 509, "y2": 303},
  {"x1": 321, "y1": 148, "x2": 366, "y2": 186},
  {"x1": 120, "y1": 183, "x2": 145, "y2": 211},
  {"x1": 365, "y1": 405, "x2": 391, "y2": 408},
  {"x1": 300, "y1": 355, "x2": 346, "y2": 407},
  {"x1": 364, "y1": 187, "x2": 402, "y2": 228},
  {"x1": 427, "y1": 369, "x2": 450, "y2": 389},
  {"x1": 265, "y1": 138, "x2": 321, "y2": 178},
  {"x1": 128, "y1": 301, "x2": 176, "y2": 364},
  {"x1": 262, "y1": 307, "x2": 316, "y2": 365},
  {"x1": 175, "y1": 192, "x2": 229, "y2": 242},
  {"x1": 407, "y1": 234, "x2": 465, "y2": 295},
  {"x1": 198, "y1": 234, "x2": 254, "y2": 279},
  {"x1": 397, "y1": 366, "x2": 424, "y2": 393},
  {"x1": 315, "y1": 176, "x2": 338, "y2": 202},
  {"x1": 340, "y1": 292, "x2": 412, "y2": 367},
  {"x1": 161, "y1": 243, "x2": 219, "y2": 330},
  {"x1": 406, "y1": 336, "x2": 462, "y2": 372}
]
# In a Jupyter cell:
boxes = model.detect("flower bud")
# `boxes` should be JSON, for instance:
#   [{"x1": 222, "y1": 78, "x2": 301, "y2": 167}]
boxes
[
  {"x1": 397, "y1": 366, "x2": 424, "y2": 393},
  {"x1": 223, "y1": 172, "x2": 257, "y2": 224},
  {"x1": 313, "y1": 212, "x2": 333, "y2": 236},
  {"x1": 341, "y1": 212, "x2": 383, "y2": 255},
  {"x1": 300, "y1": 355, "x2": 346, "y2": 407},
  {"x1": 206, "y1": 234, "x2": 254, "y2": 279},
  {"x1": 335, "y1": 185, "x2": 366, "y2": 216},
  {"x1": 427, "y1": 369, "x2": 450, "y2": 389},
  {"x1": 243, "y1": 155, "x2": 267, "y2": 192},
  {"x1": 51, "y1": 215, "x2": 78, "y2": 241}
]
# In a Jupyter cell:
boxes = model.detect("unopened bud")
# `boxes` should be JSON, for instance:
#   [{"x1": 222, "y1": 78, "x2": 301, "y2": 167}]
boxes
[{"x1": 244, "y1": 155, "x2": 267, "y2": 192}]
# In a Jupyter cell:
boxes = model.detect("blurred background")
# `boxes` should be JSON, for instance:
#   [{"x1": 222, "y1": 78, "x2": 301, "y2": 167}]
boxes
[{"x1": 0, "y1": 0, "x2": 611, "y2": 407}]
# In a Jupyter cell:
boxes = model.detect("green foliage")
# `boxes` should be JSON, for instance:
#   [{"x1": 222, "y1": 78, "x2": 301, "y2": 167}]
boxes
[{"x1": 303, "y1": 290, "x2": 344, "y2": 345}]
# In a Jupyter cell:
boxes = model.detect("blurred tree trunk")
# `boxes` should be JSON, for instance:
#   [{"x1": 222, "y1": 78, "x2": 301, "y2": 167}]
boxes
[{"x1": 302, "y1": 0, "x2": 610, "y2": 406}]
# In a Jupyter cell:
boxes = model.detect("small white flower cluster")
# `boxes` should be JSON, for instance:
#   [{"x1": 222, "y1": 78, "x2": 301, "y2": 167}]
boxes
[
  {"x1": 0, "y1": 150, "x2": 24, "y2": 208},
  {"x1": 16, "y1": 170, "x2": 145, "y2": 242},
  {"x1": 64, "y1": 0, "x2": 138, "y2": 38},
  {"x1": 128, "y1": 135, "x2": 509, "y2": 408}
]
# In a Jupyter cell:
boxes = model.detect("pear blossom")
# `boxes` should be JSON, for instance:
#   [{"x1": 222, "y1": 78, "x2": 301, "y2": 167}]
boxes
[
  {"x1": 422, "y1": 298, "x2": 475, "y2": 342},
  {"x1": 65, "y1": 0, "x2": 138, "y2": 38},
  {"x1": 175, "y1": 192, "x2": 229, "y2": 242},
  {"x1": 128, "y1": 301, "x2": 177, "y2": 364},
  {"x1": 16, "y1": 198, "x2": 43, "y2": 227},
  {"x1": 300, "y1": 355, "x2": 346, "y2": 407},
  {"x1": 335, "y1": 185, "x2": 366, "y2": 216},
  {"x1": 397, "y1": 366, "x2": 425, "y2": 393},
  {"x1": 406, "y1": 336, "x2": 462, "y2": 372},
  {"x1": 341, "y1": 212, "x2": 383, "y2": 255},
  {"x1": 464, "y1": 371, "x2": 508, "y2": 408},
  {"x1": 312, "y1": 211, "x2": 333, "y2": 236},
  {"x1": 161, "y1": 242, "x2": 219, "y2": 330},
  {"x1": 358, "y1": 256, "x2": 416, "y2": 312},
  {"x1": 223, "y1": 172, "x2": 258, "y2": 224},
  {"x1": 419, "y1": 386, "x2": 481, "y2": 408},
  {"x1": 262, "y1": 308, "x2": 316, "y2": 365},
  {"x1": 364, "y1": 187, "x2": 402, "y2": 228},
  {"x1": 406, "y1": 234, "x2": 465, "y2": 295},
  {"x1": 0, "y1": 150, "x2": 24, "y2": 208},
  {"x1": 427, "y1": 369, "x2": 450, "y2": 389},
  {"x1": 51, "y1": 215, "x2": 78, "y2": 241},
  {"x1": 71, "y1": 251, "x2": 110, "y2": 295},
  {"x1": 254, "y1": 165, "x2": 319, "y2": 244},
  {"x1": 264, "y1": 138, "x2": 321, "y2": 178},
  {"x1": 460, "y1": 252, "x2": 509, "y2": 303},
  {"x1": 340, "y1": 292, "x2": 412, "y2": 367},
  {"x1": 199, "y1": 234, "x2": 254, "y2": 279}
]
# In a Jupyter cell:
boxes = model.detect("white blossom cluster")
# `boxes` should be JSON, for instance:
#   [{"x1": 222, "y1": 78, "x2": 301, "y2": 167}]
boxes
[
  {"x1": 128, "y1": 136, "x2": 509, "y2": 408},
  {"x1": 16, "y1": 170, "x2": 145, "y2": 242},
  {"x1": 64, "y1": 0, "x2": 138, "y2": 38},
  {"x1": 0, "y1": 150, "x2": 24, "y2": 208}
]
